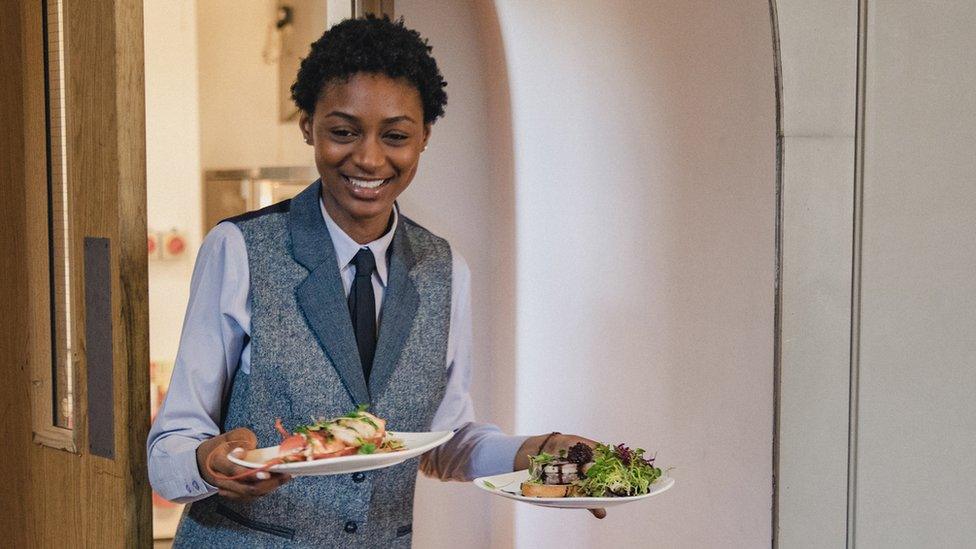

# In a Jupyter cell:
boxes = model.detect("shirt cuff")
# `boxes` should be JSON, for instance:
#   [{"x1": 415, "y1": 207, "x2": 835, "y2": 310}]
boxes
[
  {"x1": 149, "y1": 436, "x2": 219, "y2": 504},
  {"x1": 467, "y1": 431, "x2": 532, "y2": 479}
]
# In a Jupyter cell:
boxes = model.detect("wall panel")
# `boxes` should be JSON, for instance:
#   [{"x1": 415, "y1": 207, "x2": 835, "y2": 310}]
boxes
[{"x1": 855, "y1": 2, "x2": 976, "y2": 546}]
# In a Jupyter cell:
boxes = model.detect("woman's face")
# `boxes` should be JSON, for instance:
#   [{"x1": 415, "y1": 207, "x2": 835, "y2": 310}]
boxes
[{"x1": 300, "y1": 73, "x2": 430, "y2": 239}]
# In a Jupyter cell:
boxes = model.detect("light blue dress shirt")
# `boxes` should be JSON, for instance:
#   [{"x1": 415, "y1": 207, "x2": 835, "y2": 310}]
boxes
[{"x1": 147, "y1": 201, "x2": 527, "y2": 503}]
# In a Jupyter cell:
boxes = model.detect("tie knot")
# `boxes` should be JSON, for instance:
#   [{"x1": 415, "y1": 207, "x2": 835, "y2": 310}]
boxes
[{"x1": 351, "y1": 248, "x2": 376, "y2": 279}]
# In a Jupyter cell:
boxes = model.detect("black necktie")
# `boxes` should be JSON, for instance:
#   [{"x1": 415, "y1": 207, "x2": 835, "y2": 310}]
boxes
[{"x1": 348, "y1": 248, "x2": 377, "y2": 381}]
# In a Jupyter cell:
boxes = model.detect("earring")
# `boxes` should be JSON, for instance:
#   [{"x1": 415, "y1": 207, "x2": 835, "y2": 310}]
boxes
[
  {"x1": 423, "y1": 145, "x2": 428, "y2": 152},
  {"x1": 305, "y1": 137, "x2": 311, "y2": 144}
]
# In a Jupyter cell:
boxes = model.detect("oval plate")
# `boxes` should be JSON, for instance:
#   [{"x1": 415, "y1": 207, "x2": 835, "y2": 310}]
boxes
[
  {"x1": 474, "y1": 469, "x2": 674, "y2": 508},
  {"x1": 228, "y1": 431, "x2": 454, "y2": 476}
]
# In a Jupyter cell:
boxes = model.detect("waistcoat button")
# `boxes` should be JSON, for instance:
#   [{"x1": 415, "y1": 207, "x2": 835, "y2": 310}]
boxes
[
  {"x1": 344, "y1": 521, "x2": 358, "y2": 533},
  {"x1": 352, "y1": 472, "x2": 366, "y2": 483}
]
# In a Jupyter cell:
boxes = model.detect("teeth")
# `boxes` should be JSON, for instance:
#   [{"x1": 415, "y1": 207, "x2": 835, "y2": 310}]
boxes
[{"x1": 347, "y1": 176, "x2": 387, "y2": 189}]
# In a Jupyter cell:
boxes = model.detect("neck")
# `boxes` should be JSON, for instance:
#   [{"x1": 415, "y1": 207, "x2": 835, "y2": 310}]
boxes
[{"x1": 321, "y1": 197, "x2": 394, "y2": 245}]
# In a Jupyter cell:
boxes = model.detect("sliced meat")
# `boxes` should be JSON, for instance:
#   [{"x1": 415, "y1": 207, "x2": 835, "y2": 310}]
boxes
[
  {"x1": 326, "y1": 424, "x2": 361, "y2": 446},
  {"x1": 338, "y1": 418, "x2": 377, "y2": 439},
  {"x1": 537, "y1": 460, "x2": 581, "y2": 484}
]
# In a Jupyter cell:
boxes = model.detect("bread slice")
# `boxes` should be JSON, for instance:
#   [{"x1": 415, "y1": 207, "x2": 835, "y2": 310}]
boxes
[{"x1": 520, "y1": 482, "x2": 580, "y2": 498}]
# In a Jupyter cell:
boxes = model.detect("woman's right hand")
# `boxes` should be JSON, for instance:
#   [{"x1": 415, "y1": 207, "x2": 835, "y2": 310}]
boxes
[{"x1": 195, "y1": 427, "x2": 291, "y2": 502}]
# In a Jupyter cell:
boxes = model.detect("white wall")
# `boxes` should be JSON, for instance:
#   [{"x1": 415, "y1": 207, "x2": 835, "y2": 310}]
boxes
[
  {"x1": 493, "y1": 1, "x2": 776, "y2": 547},
  {"x1": 144, "y1": 0, "x2": 201, "y2": 364}
]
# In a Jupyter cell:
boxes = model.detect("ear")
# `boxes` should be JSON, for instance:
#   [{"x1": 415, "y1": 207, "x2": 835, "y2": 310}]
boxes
[
  {"x1": 421, "y1": 123, "x2": 432, "y2": 149},
  {"x1": 299, "y1": 111, "x2": 313, "y2": 144}
]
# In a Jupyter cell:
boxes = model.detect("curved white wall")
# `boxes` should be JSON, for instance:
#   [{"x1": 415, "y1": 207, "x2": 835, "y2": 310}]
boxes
[{"x1": 493, "y1": 1, "x2": 776, "y2": 547}]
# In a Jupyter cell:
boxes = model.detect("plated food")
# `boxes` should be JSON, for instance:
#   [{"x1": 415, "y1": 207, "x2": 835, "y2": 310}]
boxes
[
  {"x1": 227, "y1": 430, "x2": 454, "y2": 477},
  {"x1": 474, "y1": 441, "x2": 673, "y2": 509},
  {"x1": 521, "y1": 442, "x2": 663, "y2": 498},
  {"x1": 272, "y1": 405, "x2": 405, "y2": 463},
  {"x1": 210, "y1": 405, "x2": 407, "y2": 480}
]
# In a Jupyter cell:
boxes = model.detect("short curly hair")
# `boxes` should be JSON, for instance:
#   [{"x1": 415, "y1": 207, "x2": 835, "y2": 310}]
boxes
[{"x1": 291, "y1": 15, "x2": 448, "y2": 124}]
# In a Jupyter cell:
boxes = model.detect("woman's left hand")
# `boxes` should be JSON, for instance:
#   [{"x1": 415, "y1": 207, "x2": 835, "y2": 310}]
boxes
[{"x1": 514, "y1": 433, "x2": 607, "y2": 520}]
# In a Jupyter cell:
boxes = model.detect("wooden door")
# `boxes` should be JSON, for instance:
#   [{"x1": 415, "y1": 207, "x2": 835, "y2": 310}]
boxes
[{"x1": 0, "y1": 0, "x2": 151, "y2": 547}]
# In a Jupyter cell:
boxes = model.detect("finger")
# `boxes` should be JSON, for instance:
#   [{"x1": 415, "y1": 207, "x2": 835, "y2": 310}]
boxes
[
  {"x1": 226, "y1": 448, "x2": 291, "y2": 481},
  {"x1": 243, "y1": 473, "x2": 292, "y2": 491},
  {"x1": 588, "y1": 508, "x2": 607, "y2": 519},
  {"x1": 210, "y1": 445, "x2": 267, "y2": 478},
  {"x1": 222, "y1": 477, "x2": 280, "y2": 495},
  {"x1": 216, "y1": 475, "x2": 290, "y2": 498},
  {"x1": 208, "y1": 444, "x2": 291, "y2": 486}
]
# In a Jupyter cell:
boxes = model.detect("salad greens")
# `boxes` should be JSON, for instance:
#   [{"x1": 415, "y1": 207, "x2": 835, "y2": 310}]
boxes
[
  {"x1": 576, "y1": 443, "x2": 662, "y2": 497},
  {"x1": 523, "y1": 442, "x2": 664, "y2": 497}
]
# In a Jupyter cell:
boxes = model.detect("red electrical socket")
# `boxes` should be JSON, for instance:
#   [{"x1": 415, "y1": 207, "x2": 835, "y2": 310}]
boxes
[
  {"x1": 148, "y1": 231, "x2": 161, "y2": 259},
  {"x1": 162, "y1": 230, "x2": 187, "y2": 259}
]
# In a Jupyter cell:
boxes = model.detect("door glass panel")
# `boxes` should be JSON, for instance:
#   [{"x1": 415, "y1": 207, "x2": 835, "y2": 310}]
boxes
[{"x1": 44, "y1": 0, "x2": 74, "y2": 430}]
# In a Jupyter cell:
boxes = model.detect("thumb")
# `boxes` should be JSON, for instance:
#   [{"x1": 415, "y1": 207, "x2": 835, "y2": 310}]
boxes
[
  {"x1": 588, "y1": 508, "x2": 607, "y2": 519},
  {"x1": 223, "y1": 427, "x2": 258, "y2": 451}
]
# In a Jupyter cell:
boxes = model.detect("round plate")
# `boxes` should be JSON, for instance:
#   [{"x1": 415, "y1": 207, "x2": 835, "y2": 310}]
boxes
[
  {"x1": 228, "y1": 431, "x2": 454, "y2": 476},
  {"x1": 473, "y1": 469, "x2": 674, "y2": 508}
]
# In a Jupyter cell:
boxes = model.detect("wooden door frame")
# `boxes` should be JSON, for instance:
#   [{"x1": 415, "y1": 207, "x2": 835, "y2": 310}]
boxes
[
  {"x1": 1, "y1": 1, "x2": 151, "y2": 546},
  {"x1": 1, "y1": 1, "x2": 35, "y2": 542}
]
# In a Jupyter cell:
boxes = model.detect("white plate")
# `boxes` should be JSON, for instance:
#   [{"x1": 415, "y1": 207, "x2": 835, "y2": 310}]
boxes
[
  {"x1": 228, "y1": 431, "x2": 454, "y2": 476},
  {"x1": 473, "y1": 469, "x2": 674, "y2": 509}
]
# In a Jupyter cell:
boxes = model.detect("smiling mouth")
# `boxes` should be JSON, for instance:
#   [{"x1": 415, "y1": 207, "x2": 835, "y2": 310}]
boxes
[{"x1": 343, "y1": 174, "x2": 391, "y2": 190}]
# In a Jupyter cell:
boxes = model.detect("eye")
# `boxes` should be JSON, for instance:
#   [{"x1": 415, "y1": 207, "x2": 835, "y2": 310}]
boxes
[
  {"x1": 329, "y1": 128, "x2": 358, "y2": 141},
  {"x1": 384, "y1": 132, "x2": 409, "y2": 144}
]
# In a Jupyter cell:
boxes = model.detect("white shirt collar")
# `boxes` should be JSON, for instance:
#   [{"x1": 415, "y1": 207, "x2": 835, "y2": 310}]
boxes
[{"x1": 319, "y1": 198, "x2": 397, "y2": 286}]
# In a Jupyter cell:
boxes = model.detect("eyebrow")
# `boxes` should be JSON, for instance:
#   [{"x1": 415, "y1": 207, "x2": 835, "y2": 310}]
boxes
[{"x1": 323, "y1": 111, "x2": 417, "y2": 125}]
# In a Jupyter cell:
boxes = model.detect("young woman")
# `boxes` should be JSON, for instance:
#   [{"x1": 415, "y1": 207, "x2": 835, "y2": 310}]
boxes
[{"x1": 148, "y1": 16, "x2": 600, "y2": 547}]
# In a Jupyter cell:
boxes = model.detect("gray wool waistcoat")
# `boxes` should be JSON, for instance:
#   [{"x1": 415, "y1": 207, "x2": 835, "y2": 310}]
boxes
[{"x1": 173, "y1": 181, "x2": 451, "y2": 548}]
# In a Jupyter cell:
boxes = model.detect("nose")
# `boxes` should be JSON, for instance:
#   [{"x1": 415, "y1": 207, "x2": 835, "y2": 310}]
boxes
[{"x1": 352, "y1": 136, "x2": 385, "y2": 173}]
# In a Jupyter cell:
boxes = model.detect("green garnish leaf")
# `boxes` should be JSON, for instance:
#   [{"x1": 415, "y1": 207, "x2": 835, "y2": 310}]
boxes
[
  {"x1": 483, "y1": 480, "x2": 497, "y2": 489},
  {"x1": 528, "y1": 452, "x2": 556, "y2": 465},
  {"x1": 358, "y1": 443, "x2": 377, "y2": 454}
]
